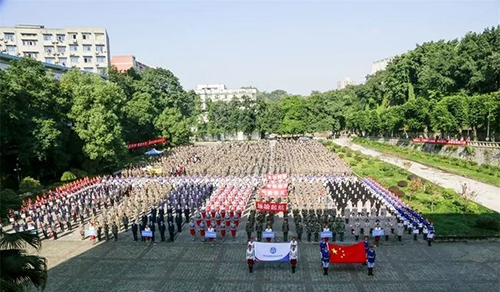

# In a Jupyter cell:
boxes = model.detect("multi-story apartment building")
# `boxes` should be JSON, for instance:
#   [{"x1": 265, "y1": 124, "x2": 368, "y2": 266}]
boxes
[
  {"x1": 111, "y1": 55, "x2": 149, "y2": 73},
  {"x1": 0, "y1": 24, "x2": 110, "y2": 75},
  {"x1": 195, "y1": 84, "x2": 257, "y2": 111},
  {"x1": 371, "y1": 57, "x2": 394, "y2": 74},
  {"x1": 337, "y1": 77, "x2": 357, "y2": 90}
]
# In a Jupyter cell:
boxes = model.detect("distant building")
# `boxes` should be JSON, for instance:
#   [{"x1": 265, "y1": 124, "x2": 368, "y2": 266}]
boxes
[
  {"x1": 0, "y1": 52, "x2": 106, "y2": 79},
  {"x1": 371, "y1": 57, "x2": 394, "y2": 74},
  {"x1": 195, "y1": 84, "x2": 257, "y2": 111},
  {"x1": 0, "y1": 24, "x2": 110, "y2": 75},
  {"x1": 337, "y1": 77, "x2": 357, "y2": 90},
  {"x1": 1, "y1": 51, "x2": 69, "y2": 79},
  {"x1": 110, "y1": 55, "x2": 149, "y2": 73}
]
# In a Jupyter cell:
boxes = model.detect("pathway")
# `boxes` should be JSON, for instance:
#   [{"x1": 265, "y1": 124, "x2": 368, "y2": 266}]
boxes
[
  {"x1": 28, "y1": 232, "x2": 500, "y2": 292},
  {"x1": 333, "y1": 138, "x2": 500, "y2": 213}
]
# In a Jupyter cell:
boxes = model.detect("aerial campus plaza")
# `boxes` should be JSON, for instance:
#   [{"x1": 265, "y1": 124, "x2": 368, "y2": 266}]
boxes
[{"x1": 9, "y1": 140, "x2": 500, "y2": 292}]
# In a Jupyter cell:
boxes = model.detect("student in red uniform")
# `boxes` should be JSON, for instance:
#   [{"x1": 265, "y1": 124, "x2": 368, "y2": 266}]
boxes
[
  {"x1": 230, "y1": 221, "x2": 237, "y2": 241},
  {"x1": 199, "y1": 221, "x2": 206, "y2": 242},
  {"x1": 189, "y1": 219, "x2": 196, "y2": 241},
  {"x1": 215, "y1": 212, "x2": 222, "y2": 226},
  {"x1": 220, "y1": 221, "x2": 227, "y2": 242},
  {"x1": 246, "y1": 244, "x2": 256, "y2": 273},
  {"x1": 290, "y1": 244, "x2": 298, "y2": 273},
  {"x1": 195, "y1": 212, "x2": 202, "y2": 226},
  {"x1": 234, "y1": 212, "x2": 240, "y2": 227}
]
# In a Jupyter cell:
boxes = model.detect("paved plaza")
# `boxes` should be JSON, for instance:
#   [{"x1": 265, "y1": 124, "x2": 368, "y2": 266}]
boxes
[{"x1": 27, "y1": 225, "x2": 500, "y2": 292}]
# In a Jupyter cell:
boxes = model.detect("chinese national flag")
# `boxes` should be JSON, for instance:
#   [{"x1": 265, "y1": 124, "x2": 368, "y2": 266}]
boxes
[{"x1": 328, "y1": 242, "x2": 367, "y2": 264}]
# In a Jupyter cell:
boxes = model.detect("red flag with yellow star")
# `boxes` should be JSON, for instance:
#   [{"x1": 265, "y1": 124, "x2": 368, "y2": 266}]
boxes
[{"x1": 328, "y1": 242, "x2": 367, "y2": 263}]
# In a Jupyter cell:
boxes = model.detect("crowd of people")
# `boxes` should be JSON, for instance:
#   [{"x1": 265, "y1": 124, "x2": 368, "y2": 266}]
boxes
[{"x1": 6, "y1": 140, "x2": 433, "y2": 252}]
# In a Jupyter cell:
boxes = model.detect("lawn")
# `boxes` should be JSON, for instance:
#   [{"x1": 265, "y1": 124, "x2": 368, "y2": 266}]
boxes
[
  {"x1": 322, "y1": 140, "x2": 500, "y2": 236},
  {"x1": 352, "y1": 137, "x2": 500, "y2": 187}
]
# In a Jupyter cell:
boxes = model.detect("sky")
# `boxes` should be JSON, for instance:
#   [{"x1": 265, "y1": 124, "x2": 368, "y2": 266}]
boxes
[{"x1": 0, "y1": 0, "x2": 499, "y2": 95}]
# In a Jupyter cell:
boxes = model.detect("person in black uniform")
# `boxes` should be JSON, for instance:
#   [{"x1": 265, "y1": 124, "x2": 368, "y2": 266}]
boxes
[
  {"x1": 149, "y1": 221, "x2": 156, "y2": 242},
  {"x1": 141, "y1": 213, "x2": 147, "y2": 227},
  {"x1": 159, "y1": 221, "x2": 166, "y2": 242},
  {"x1": 104, "y1": 222, "x2": 110, "y2": 241},
  {"x1": 175, "y1": 213, "x2": 182, "y2": 233},
  {"x1": 97, "y1": 224, "x2": 102, "y2": 242},
  {"x1": 140, "y1": 222, "x2": 145, "y2": 241},
  {"x1": 168, "y1": 221, "x2": 175, "y2": 242},
  {"x1": 131, "y1": 221, "x2": 138, "y2": 241},
  {"x1": 184, "y1": 205, "x2": 190, "y2": 223},
  {"x1": 112, "y1": 222, "x2": 118, "y2": 241},
  {"x1": 151, "y1": 207, "x2": 157, "y2": 223},
  {"x1": 167, "y1": 212, "x2": 174, "y2": 224}
]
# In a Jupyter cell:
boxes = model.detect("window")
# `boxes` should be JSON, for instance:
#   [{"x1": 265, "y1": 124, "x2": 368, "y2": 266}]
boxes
[
  {"x1": 82, "y1": 33, "x2": 91, "y2": 40},
  {"x1": 44, "y1": 46, "x2": 54, "y2": 54},
  {"x1": 58, "y1": 57, "x2": 67, "y2": 66},
  {"x1": 69, "y1": 44, "x2": 78, "y2": 52},
  {"x1": 4, "y1": 33, "x2": 15, "y2": 41},
  {"x1": 70, "y1": 56, "x2": 79, "y2": 63},
  {"x1": 57, "y1": 46, "x2": 66, "y2": 53},
  {"x1": 96, "y1": 45, "x2": 105, "y2": 52},
  {"x1": 22, "y1": 40, "x2": 37, "y2": 46},
  {"x1": 45, "y1": 58, "x2": 55, "y2": 64},
  {"x1": 56, "y1": 34, "x2": 65, "y2": 42},
  {"x1": 96, "y1": 56, "x2": 106, "y2": 63},
  {"x1": 95, "y1": 33, "x2": 104, "y2": 41},
  {"x1": 97, "y1": 67, "x2": 106, "y2": 75},
  {"x1": 6, "y1": 45, "x2": 16, "y2": 53},
  {"x1": 23, "y1": 52, "x2": 38, "y2": 58},
  {"x1": 83, "y1": 67, "x2": 93, "y2": 72},
  {"x1": 83, "y1": 56, "x2": 92, "y2": 63},
  {"x1": 43, "y1": 34, "x2": 53, "y2": 41},
  {"x1": 83, "y1": 45, "x2": 91, "y2": 52},
  {"x1": 69, "y1": 33, "x2": 77, "y2": 40}
]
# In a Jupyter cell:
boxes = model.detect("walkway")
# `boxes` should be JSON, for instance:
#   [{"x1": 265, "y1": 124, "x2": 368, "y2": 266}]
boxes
[
  {"x1": 27, "y1": 229, "x2": 500, "y2": 292},
  {"x1": 333, "y1": 138, "x2": 500, "y2": 214}
]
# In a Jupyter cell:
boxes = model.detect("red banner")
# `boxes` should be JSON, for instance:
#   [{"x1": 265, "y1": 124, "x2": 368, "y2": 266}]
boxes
[
  {"x1": 127, "y1": 137, "x2": 167, "y2": 149},
  {"x1": 256, "y1": 201, "x2": 287, "y2": 212},
  {"x1": 411, "y1": 138, "x2": 468, "y2": 146},
  {"x1": 259, "y1": 189, "x2": 288, "y2": 198},
  {"x1": 328, "y1": 242, "x2": 367, "y2": 264}
]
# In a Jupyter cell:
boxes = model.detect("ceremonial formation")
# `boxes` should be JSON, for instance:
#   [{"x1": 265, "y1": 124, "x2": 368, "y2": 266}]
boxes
[{"x1": 7, "y1": 140, "x2": 435, "y2": 277}]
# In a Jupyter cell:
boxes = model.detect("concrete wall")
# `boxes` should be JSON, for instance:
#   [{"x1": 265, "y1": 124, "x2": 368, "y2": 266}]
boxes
[{"x1": 366, "y1": 137, "x2": 500, "y2": 166}]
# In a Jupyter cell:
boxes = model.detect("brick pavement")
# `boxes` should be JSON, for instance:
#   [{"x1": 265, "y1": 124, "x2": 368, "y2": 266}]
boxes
[{"x1": 26, "y1": 225, "x2": 500, "y2": 292}]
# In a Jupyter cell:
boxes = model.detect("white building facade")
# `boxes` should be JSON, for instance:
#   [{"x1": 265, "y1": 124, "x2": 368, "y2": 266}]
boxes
[
  {"x1": 0, "y1": 24, "x2": 110, "y2": 75},
  {"x1": 337, "y1": 77, "x2": 357, "y2": 90},
  {"x1": 371, "y1": 57, "x2": 394, "y2": 74},
  {"x1": 195, "y1": 84, "x2": 257, "y2": 111}
]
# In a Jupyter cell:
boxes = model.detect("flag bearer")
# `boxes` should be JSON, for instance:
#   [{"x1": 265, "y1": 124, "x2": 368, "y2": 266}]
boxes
[
  {"x1": 290, "y1": 244, "x2": 298, "y2": 273},
  {"x1": 246, "y1": 244, "x2": 256, "y2": 273},
  {"x1": 367, "y1": 245, "x2": 376, "y2": 276}
]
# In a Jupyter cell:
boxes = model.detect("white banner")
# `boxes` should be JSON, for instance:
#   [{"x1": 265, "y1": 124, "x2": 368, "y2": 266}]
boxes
[{"x1": 254, "y1": 242, "x2": 291, "y2": 262}]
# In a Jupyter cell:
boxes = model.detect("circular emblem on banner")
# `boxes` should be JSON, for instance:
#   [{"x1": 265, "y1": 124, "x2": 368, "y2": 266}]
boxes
[{"x1": 270, "y1": 247, "x2": 277, "y2": 254}]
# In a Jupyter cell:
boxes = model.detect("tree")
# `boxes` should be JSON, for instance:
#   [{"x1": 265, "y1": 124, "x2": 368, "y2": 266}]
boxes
[
  {"x1": 0, "y1": 232, "x2": 47, "y2": 292},
  {"x1": 0, "y1": 58, "x2": 71, "y2": 183},
  {"x1": 279, "y1": 96, "x2": 306, "y2": 135},
  {"x1": 155, "y1": 108, "x2": 191, "y2": 146},
  {"x1": 18, "y1": 177, "x2": 42, "y2": 195},
  {"x1": 61, "y1": 70, "x2": 127, "y2": 168}
]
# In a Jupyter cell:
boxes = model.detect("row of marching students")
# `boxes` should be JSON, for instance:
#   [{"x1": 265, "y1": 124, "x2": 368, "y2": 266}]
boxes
[{"x1": 188, "y1": 208, "x2": 242, "y2": 242}]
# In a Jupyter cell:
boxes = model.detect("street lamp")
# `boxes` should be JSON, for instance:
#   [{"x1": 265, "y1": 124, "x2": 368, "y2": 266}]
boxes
[{"x1": 13, "y1": 162, "x2": 21, "y2": 184}]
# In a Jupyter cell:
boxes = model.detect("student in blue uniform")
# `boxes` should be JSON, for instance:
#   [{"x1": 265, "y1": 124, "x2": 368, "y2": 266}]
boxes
[
  {"x1": 321, "y1": 248, "x2": 330, "y2": 275},
  {"x1": 367, "y1": 244, "x2": 376, "y2": 276}
]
